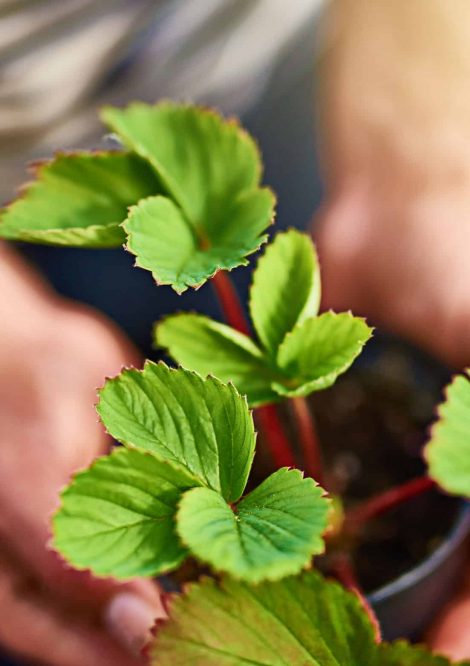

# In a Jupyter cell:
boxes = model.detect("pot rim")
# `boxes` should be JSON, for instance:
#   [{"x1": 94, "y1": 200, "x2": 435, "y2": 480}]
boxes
[{"x1": 367, "y1": 500, "x2": 470, "y2": 604}]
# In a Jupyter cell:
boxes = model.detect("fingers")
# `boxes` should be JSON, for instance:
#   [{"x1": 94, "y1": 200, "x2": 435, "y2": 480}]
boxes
[
  {"x1": 427, "y1": 580, "x2": 470, "y2": 661},
  {"x1": 105, "y1": 588, "x2": 165, "y2": 656},
  {"x1": 0, "y1": 542, "x2": 165, "y2": 665},
  {"x1": 0, "y1": 552, "x2": 146, "y2": 666}
]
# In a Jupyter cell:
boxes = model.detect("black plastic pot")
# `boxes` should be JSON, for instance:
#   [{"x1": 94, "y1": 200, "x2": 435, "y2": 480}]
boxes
[{"x1": 368, "y1": 501, "x2": 470, "y2": 641}]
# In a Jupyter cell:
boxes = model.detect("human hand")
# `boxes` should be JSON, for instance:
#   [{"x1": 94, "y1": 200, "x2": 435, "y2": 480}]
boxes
[
  {"x1": 314, "y1": 1, "x2": 470, "y2": 658},
  {"x1": 0, "y1": 248, "x2": 164, "y2": 665}
]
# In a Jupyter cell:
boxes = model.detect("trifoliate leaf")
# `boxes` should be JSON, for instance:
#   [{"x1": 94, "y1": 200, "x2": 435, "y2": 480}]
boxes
[
  {"x1": 52, "y1": 447, "x2": 199, "y2": 578},
  {"x1": 155, "y1": 231, "x2": 372, "y2": 406},
  {"x1": 176, "y1": 468, "x2": 328, "y2": 583},
  {"x1": 155, "y1": 313, "x2": 280, "y2": 406},
  {"x1": 0, "y1": 152, "x2": 160, "y2": 247},
  {"x1": 273, "y1": 312, "x2": 373, "y2": 398},
  {"x1": 425, "y1": 371, "x2": 470, "y2": 497},
  {"x1": 151, "y1": 571, "x2": 466, "y2": 665},
  {"x1": 97, "y1": 363, "x2": 255, "y2": 503},
  {"x1": 250, "y1": 229, "x2": 321, "y2": 355},
  {"x1": 102, "y1": 102, "x2": 274, "y2": 291},
  {"x1": 151, "y1": 570, "x2": 377, "y2": 665}
]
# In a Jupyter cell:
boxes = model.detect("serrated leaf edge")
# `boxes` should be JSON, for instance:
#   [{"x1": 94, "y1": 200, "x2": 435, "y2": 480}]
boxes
[{"x1": 49, "y1": 446, "x2": 194, "y2": 581}]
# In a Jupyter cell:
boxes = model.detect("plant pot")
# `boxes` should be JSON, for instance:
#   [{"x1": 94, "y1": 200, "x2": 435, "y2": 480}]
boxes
[
  {"x1": 307, "y1": 334, "x2": 470, "y2": 642},
  {"x1": 368, "y1": 501, "x2": 470, "y2": 641}
]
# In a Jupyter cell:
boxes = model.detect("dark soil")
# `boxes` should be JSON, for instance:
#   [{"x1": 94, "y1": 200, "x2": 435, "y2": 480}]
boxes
[{"x1": 254, "y1": 340, "x2": 461, "y2": 593}]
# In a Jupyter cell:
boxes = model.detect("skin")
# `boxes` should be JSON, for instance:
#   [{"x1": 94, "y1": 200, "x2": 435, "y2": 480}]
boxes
[
  {"x1": 315, "y1": 1, "x2": 470, "y2": 659},
  {"x1": 0, "y1": 246, "x2": 165, "y2": 665}
]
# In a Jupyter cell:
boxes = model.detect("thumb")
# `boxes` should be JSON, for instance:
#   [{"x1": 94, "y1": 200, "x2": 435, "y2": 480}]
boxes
[
  {"x1": 42, "y1": 547, "x2": 166, "y2": 655},
  {"x1": 427, "y1": 575, "x2": 470, "y2": 661}
]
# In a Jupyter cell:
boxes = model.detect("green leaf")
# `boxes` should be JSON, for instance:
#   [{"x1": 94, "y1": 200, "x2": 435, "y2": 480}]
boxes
[
  {"x1": 151, "y1": 570, "x2": 377, "y2": 665},
  {"x1": 273, "y1": 312, "x2": 373, "y2": 398},
  {"x1": 124, "y1": 188, "x2": 273, "y2": 292},
  {"x1": 151, "y1": 571, "x2": 466, "y2": 665},
  {"x1": 425, "y1": 371, "x2": 470, "y2": 497},
  {"x1": 0, "y1": 152, "x2": 160, "y2": 247},
  {"x1": 155, "y1": 310, "x2": 372, "y2": 406},
  {"x1": 155, "y1": 313, "x2": 281, "y2": 406},
  {"x1": 102, "y1": 102, "x2": 274, "y2": 291},
  {"x1": 52, "y1": 447, "x2": 199, "y2": 578},
  {"x1": 250, "y1": 229, "x2": 321, "y2": 355},
  {"x1": 176, "y1": 468, "x2": 328, "y2": 583},
  {"x1": 97, "y1": 362, "x2": 255, "y2": 503},
  {"x1": 375, "y1": 641, "x2": 465, "y2": 665}
]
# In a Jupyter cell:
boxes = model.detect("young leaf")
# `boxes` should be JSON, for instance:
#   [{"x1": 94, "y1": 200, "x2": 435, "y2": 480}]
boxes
[
  {"x1": 52, "y1": 447, "x2": 199, "y2": 578},
  {"x1": 250, "y1": 229, "x2": 321, "y2": 355},
  {"x1": 176, "y1": 468, "x2": 329, "y2": 583},
  {"x1": 155, "y1": 232, "x2": 372, "y2": 407},
  {"x1": 425, "y1": 371, "x2": 470, "y2": 497},
  {"x1": 123, "y1": 188, "x2": 273, "y2": 292},
  {"x1": 151, "y1": 570, "x2": 376, "y2": 665},
  {"x1": 151, "y1": 571, "x2": 465, "y2": 665},
  {"x1": 97, "y1": 362, "x2": 255, "y2": 503},
  {"x1": 155, "y1": 313, "x2": 280, "y2": 406},
  {"x1": 273, "y1": 312, "x2": 372, "y2": 398},
  {"x1": 0, "y1": 152, "x2": 160, "y2": 247},
  {"x1": 102, "y1": 102, "x2": 275, "y2": 291}
]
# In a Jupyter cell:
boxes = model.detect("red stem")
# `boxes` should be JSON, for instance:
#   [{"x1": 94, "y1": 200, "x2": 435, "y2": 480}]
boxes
[
  {"x1": 211, "y1": 271, "x2": 250, "y2": 337},
  {"x1": 331, "y1": 553, "x2": 382, "y2": 642},
  {"x1": 255, "y1": 404, "x2": 297, "y2": 469},
  {"x1": 211, "y1": 270, "x2": 296, "y2": 469},
  {"x1": 291, "y1": 396, "x2": 324, "y2": 484},
  {"x1": 345, "y1": 476, "x2": 436, "y2": 532}
]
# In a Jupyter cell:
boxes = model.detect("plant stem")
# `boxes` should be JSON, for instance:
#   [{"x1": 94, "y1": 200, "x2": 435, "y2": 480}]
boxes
[
  {"x1": 291, "y1": 396, "x2": 324, "y2": 484},
  {"x1": 255, "y1": 404, "x2": 297, "y2": 468},
  {"x1": 211, "y1": 270, "x2": 296, "y2": 469},
  {"x1": 211, "y1": 271, "x2": 251, "y2": 337},
  {"x1": 345, "y1": 476, "x2": 436, "y2": 533},
  {"x1": 331, "y1": 553, "x2": 381, "y2": 642}
]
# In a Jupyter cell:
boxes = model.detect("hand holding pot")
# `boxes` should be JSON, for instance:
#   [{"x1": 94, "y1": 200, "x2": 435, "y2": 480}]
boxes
[{"x1": 0, "y1": 245, "x2": 164, "y2": 666}]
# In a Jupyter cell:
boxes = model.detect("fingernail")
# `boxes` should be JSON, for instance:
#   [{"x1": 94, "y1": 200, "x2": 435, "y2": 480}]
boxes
[{"x1": 105, "y1": 592, "x2": 163, "y2": 655}]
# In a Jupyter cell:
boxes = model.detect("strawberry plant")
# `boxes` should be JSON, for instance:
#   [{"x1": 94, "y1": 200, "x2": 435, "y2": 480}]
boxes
[{"x1": 2, "y1": 102, "x2": 470, "y2": 665}]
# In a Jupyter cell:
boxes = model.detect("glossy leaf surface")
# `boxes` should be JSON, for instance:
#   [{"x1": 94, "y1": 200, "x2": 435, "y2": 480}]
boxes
[
  {"x1": 103, "y1": 103, "x2": 274, "y2": 290},
  {"x1": 0, "y1": 152, "x2": 159, "y2": 246},
  {"x1": 250, "y1": 229, "x2": 321, "y2": 355},
  {"x1": 151, "y1": 571, "x2": 464, "y2": 665},
  {"x1": 176, "y1": 468, "x2": 328, "y2": 582},
  {"x1": 273, "y1": 312, "x2": 372, "y2": 398},
  {"x1": 97, "y1": 363, "x2": 255, "y2": 503},
  {"x1": 155, "y1": 313, "x2": 280, "y2": 406},
  {"x1": 53, "y1": 448, "x2": 198, "y2": 578}
]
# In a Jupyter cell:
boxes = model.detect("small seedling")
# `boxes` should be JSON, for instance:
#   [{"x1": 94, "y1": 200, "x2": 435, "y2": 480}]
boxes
[{"x1": 2, "y1": 102, "x2": 470, "y2": 665}]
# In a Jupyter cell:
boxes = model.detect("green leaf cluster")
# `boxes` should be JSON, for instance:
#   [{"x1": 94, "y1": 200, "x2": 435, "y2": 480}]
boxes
[
  {"x1": 151, "y1": 570, "x2": 469, "y2": 665},
  {"x1": 53, "y1": 363, "x2": 329, "y2": 582},
  {"x1": 156, "y1": 229, "x2": 373, "y2": 406},
  {"x1": 425, "y1": 370, "x2": 470, "y2": 497},
  {"x1": 0, "y1": 103, "x2": 274, "y2": 292}
]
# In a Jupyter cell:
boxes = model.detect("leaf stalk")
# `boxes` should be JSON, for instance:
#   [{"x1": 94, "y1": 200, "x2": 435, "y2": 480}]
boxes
[
  {"x1": 211, "y1": 269, "x2": 296, "y2": 469},
  {"x1": 344, "y1": 475, "x2": 436, "y2": 533},
  {"x1": 291, "y1": 396, "x2": 324, "y2": 485}
]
